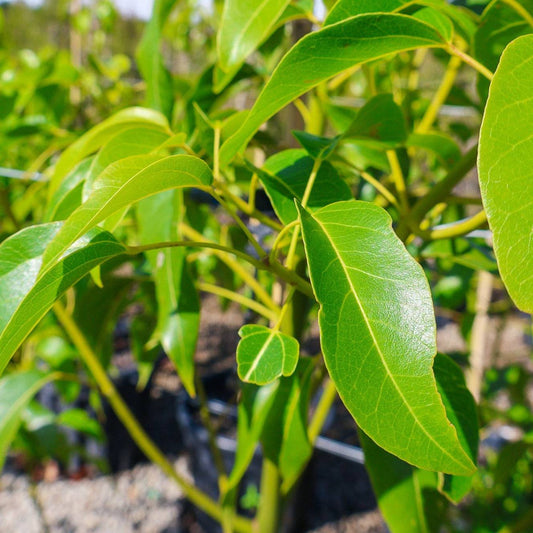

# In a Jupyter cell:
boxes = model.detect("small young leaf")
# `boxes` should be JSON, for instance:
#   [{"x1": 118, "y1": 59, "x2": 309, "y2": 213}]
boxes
[
  {"x1": 0, "y1": 224, "x2": 127, "y2": 374},
  {"x1": 220, "y1": 14, "x2": 445, "y2": 165},
  {"x1": 298, "y1": 200, "x2": 475, "y2": 475},
  {"x1": 237, "y1": 325, "x2": 299, "y2": 385},
  {"x1": 478, "y1": 34, "x2": 533, "y2": 312},
  {"x1": 42, "y1": 154, "x2": 212, "y2": 270}
]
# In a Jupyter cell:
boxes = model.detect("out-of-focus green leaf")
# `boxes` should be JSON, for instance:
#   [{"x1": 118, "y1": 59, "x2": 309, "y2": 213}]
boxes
[
  {"x1": 407, "y1": 133, "x2": 461, "y2": 169},
  {"x1": 137, "y1": 191, "x2": 199, "y2": 396},
  {"x1": 56, "y1": 408, "x2": 104, "y2": 441},
  {"x1": 237, "y1": 325, "x2": 299, "y2": 385},
  {"x1": 299, "y1": 200, "x2": 475, "y2": 475},
  {"x1": 478, "y1": 34, "x2": 533, "y2": 312},
  {"x1": 136, "y1": 0, "x2": 178, "y2": 119},
  {"x1": 0, "y1": 371, "x2": 58, "y2": 471},
  {"x1": 220, "y1": 14, "x2": 445, "y2": 165}
]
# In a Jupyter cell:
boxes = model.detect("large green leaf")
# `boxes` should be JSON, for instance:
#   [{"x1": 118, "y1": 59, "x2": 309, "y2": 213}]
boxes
[
  {"x1": 217, "y1": 0, "x2": 291, "y2": 73},
  {"x1": 50, "y1": 107, "x2": 169, "y2": 194},
  {"x1": 0, "y1": 223, "x2": 127, "y2": 374},
  {"x1": 137, "y1": 191, "x2": 199, "y2": 397},
  {"x1": 219, "y1": 14, "x2": 445, "y2": 165},
  {"x1": 259, "y1": 149, "x2": 352, "y2": 224},
  {"x1": 42, "y1": 154, "x2": 213, "y2": 270},
  {"x1": 478, "y1": 34, "x2": 533, "y2": 312},
  {"x1": 298, "y1": 200, "x2": 475, "y2": 475},
  {"x1": 0, "y1": 371, "x2": 58, "y2": 471},
  {"x1": 236, "y1": 325, "x2": 299, "y2": 385},
  {"x1": 136, "y1": 0, "x2": 178, "y2": 119}
]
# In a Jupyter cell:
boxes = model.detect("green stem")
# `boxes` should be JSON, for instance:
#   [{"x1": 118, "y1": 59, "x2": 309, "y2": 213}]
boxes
[
  {"x1": 307, "y1": 378, "x2": 338, "y2": 444},
  {"x1": 197, "y1": 281, "x2": 278, "y2": 322},
  {"x1": 387, "y1": 150, "x2": 409, "y2": 213},
  {"x1": 127, "y1": 240, "x2": 313, "y2": 298},
  {"x1": 52, "y1": 302, "x2": 253, "y2": 533},
  {"x1": 256, "y1": 458, "x2": 281, "y2": 533},
  {"x1": 417, "y1": 54, "x2": 462, "y2": 133},
  {"x1": 446, "y1": 43, "x2": 494, "y2": 81},
  {"x1": 426, "y1": 210, "x2": 487, "y2": 240},
  {"x1": 398, "y1": 145, "x2": 478, "y2": 240}
]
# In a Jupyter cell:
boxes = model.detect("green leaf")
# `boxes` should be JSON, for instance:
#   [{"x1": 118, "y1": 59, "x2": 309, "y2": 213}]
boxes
[
  {"x1": 412, "y1": 7, "x2": 454, "y2": 42},
  {"x1": 434, "y1": 353, "x2": 478, "y2": 502},
  {"x1": 50, "y1": 107, "x2": 169, "y2": 194},
  {"x1": 237, "y1": 325, "x2": 299, "y2": 385},
  {"x1": 220, "y1": 14, "x2": 445, "y2": 165},
  {"x1": 217, "y1": 0, "x2": 291, "y2": 73},
  {"x1": 137, "y1": 191, "x2": 199, "y2": 397},
  {"x1": 56, "y1": 408, "x2": 104, "y2": 441},
  {"x1": 42, "y1": 154, "x2": 213, "y2": 270},
  {"x1": 292, "y1": 131, "x2": 340, "y2": 160},
  {"x1": 136, "y1": 0, "x2": 178, "y2": 119},
  {"x1": 258, "y1": 149, "x2": 352, "y2": 224},
  {"x1": 342, "y1": 93, "x2": 408, "y2": 147},
  {"x1": 83, "y1": 126, "x2": 171, "y2": 200},
  {"x1": 0, "y1": 223, "x2": 127, "y2": 374},
  {"x1": 0, "y1": 371, "x2": 58, "y2": 471},
  {"x1": 360, "y1": 430, "x2": 445, "y2": 533},
  {"x1": 406, "y1": 133, "x2": 461, "y2": 169},
  {"x1": 228, "y1": 381, "x2": 280, "y2": 491},
  {"x1": 298, "y1": 200, "x2": 475, "y2": 475},
  {"x1": 478, "y1": 34, "x2": 533, "y2": 312}
]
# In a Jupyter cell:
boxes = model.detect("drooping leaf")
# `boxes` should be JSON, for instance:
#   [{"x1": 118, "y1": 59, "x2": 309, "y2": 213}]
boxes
[
  {"x1": 217, "y1": 0, "x2": 291, "y2": 74},
  {"x1": 434, "y1": 353, "x2": 478, "y2": 502},
  {"x1": 298, "y1": 200, "x2": 475, "y2": 475},
  {"x1": 360, "y1": 430, "x2": 445, "y2": 533},
  {"x1": 137, "y1": 191, "x2": 200, "y2": 396},
  {"x1": 0, "y1": 223, "x2": 127, "y2": 374},
  {"x1": 42, "y1": 154, "x2": 213, "y2": 270},
  {"x1": 50, "y1": 107, "x2": 169, "y2": 194},
  {"x1": 237, "y1": 325, "x2": 299, "y2": 385},
  {"x1": 0, "y1": 371, "x2": 58, "y2": 471},
  {"x1": 219, "y1": 14, "x2": 445, "y2": 165},
  {"x1": 260, "y1": 359, "x2": 314, "y2": 485},
  {"x1": 258, "y1": 149, "x2": 352, "y2": 224},
  {"x1": 342, "y1": 93, "x2": 408, "y2": 148},
  {"x1": 478, "y1": 34, "x2": 533, "y2": 312},
  {"x1": 227, "y1": 381, "x2": 280, "y2": 491},
  {"x1": 136, "y1": 0, "x2": 178, "y2": 119}
]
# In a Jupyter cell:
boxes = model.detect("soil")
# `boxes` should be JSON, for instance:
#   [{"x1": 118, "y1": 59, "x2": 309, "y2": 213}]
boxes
[{"x1": 0, "y1": 292, "x2": 531, "y2": 532}]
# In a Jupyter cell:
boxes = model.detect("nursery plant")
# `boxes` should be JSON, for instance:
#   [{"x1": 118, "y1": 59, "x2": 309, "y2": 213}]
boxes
[{"x1": 1, "y1": 0, "x2": 533, "y2": 531}]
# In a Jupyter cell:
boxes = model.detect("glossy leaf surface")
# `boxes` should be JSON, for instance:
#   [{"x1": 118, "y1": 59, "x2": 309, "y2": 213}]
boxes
[
  {"x1": 237, "y1": 325, "x2": 299, "y2": 385},
  {"x1": 220, "y1": 14, "x2": 445, "y2": 165},
  {"x1": 478, "y1": 34, "x2": 533, "y2": 312},
  {"x1": 299, "y1": 200, "x2": 475, "y2": 474},
  {"x1": 0, "y1": 223, "x2": 127, "y2": 373},
  {"x1": 42, "y1": 154, "x2": 212, "y2": 269}
]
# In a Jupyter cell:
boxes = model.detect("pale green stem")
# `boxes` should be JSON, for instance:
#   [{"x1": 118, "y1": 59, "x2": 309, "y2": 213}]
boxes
[
  {"x1": 387, "y1": 150, "x2": 409, "y2": 213},
  {"x1": 417, "y1": 54, "x2": 462, "y2": 133},
  {"x1": 269, "y1": 220, "x2": 299, "y2": 263},
  {"x1": 197, "y1": 282, "x2": 278, "y2": 322},
  {"x1": 446, "y1": 43, "x2": 494, "y2": 81},
  {"x1": 307, "y1": 378, "x2": 338, "y2": 444},
  {"x1": 52, "y1": 302, "x2": 252, "y2": 533},
  {"x1": 256, "y1": 457, "x2": 281, "y2": 533},
  {"x1": 426, "y1": 210, "x2": 487, "y2": 240}
]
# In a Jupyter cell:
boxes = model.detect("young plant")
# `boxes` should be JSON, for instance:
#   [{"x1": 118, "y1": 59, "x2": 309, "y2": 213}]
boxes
[{"x1": 1, "y1": 0, "x2": 533, "y2": 531}]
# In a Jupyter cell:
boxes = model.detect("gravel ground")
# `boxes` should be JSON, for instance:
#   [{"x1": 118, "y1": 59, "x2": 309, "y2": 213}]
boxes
[{"x1": 0, "y1": 459, "x2": 188, "y2": 533}]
